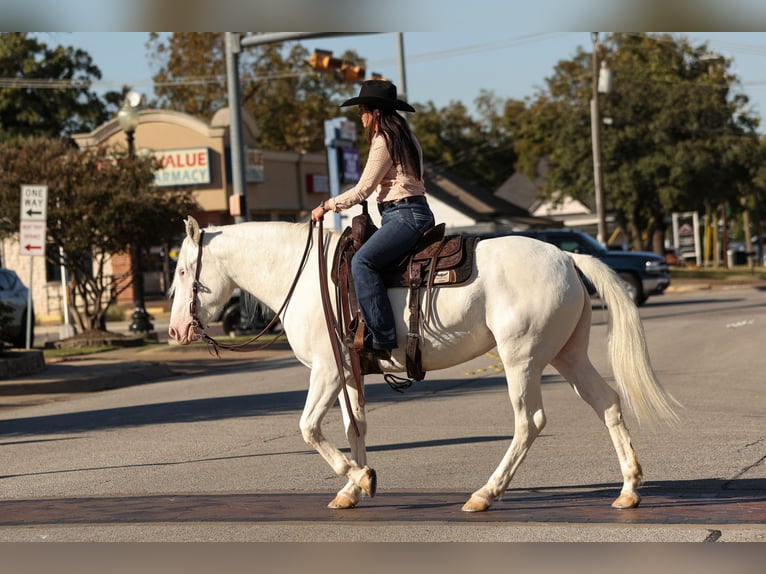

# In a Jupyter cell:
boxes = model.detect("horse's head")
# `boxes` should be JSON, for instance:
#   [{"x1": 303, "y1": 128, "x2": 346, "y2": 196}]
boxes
[{"x1": 168, "y1": 215, "x2": 234, "y2": 345}]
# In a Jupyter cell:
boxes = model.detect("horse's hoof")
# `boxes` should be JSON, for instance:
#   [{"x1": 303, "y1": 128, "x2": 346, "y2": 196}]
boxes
[
  {"x1": 462, "y1": 493, "x2": 492, "y2": 512},
  {"x1": 360, "y1": 466, "x2": 377, "y2": 498},
  {"x1": 612, "y1": 491, "x2": 641, "y2": 509},
  {"x1": 328, "y1": 494, "x2": 357, "y2": 509}
]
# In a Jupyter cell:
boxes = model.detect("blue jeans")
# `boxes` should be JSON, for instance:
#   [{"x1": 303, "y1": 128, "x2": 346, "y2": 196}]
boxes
[{"x1": 351, "y1": 201, "x2": 435, "y2": 350}]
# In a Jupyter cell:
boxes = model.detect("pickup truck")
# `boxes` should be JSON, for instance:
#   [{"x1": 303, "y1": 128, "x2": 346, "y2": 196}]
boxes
[{"x1": 481, "y1": 229, "x2": 670, "y2": 306}]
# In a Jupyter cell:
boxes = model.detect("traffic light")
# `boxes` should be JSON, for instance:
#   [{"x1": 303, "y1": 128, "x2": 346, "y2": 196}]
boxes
[
  {"x1": 340, "y1": 63, "x2": 365, "y2": 82},
  {"x1": 309, "y1": 49, "x2": 366, "y2": 83},
  {"x1": 309, "y1": 49, "x2": 342, "y2": 72}
]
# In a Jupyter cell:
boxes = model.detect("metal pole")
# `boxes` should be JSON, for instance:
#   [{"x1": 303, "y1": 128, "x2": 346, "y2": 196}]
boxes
[
  {"x1": 396, "y1": 33, "x2": 407, "y2": 103},
  {"x1": 591, "y1": 33, "x2": 607, "y2": 245},
  {"x1": 225, "y1": 32, "x2": 249, "y2": 223},
  {"x1": 224, "y1": 33, "x2": 383, "y2": 223},
  {"x1": 56, "y1": 196, "x2": 74, "y2": 338},
  {"x1": 125, "y1": 130, "x2": 153, "y2": 334},
  {"x1": 26, "y1": 264, "x2": 33, "y2": 349}
]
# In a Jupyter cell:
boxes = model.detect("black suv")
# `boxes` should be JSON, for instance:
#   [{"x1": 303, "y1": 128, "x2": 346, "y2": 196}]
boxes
[
  {"x1": 214, "y1": 289, "x2": 281, "y2": 335},
  {"x1": 481, "y1": 229, "x2": 670, "y2": 306}
]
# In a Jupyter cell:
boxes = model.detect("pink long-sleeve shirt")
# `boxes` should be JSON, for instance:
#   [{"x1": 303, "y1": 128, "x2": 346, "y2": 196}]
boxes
[{"x1": 327, "y1": 133, "x2": 425, "y2": 212}]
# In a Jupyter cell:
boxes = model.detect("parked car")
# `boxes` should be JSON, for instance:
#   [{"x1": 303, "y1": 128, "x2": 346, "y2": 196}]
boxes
[
  {"x1": 475, "y1": 229, "x2": 670, "y2": 306},
  {"x1": 751, "y1": 234, "x2": 766, "y2": 266},
  {"x1": 0, "y1": 268, "x2": 35, "y2": 348},
  {"x1": 214, "y1": 288, "x2": 281, "y2": 335}
]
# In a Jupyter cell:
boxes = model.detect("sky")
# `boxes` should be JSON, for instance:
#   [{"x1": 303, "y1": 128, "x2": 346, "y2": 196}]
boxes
[{"x1": 36, "y1": 31, "x2": 766, "y2": 133}]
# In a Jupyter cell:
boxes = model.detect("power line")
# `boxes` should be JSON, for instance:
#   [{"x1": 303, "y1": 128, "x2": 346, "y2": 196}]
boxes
[{"x1": 4, "y1": 32, "x2": 766, "y2": 94}]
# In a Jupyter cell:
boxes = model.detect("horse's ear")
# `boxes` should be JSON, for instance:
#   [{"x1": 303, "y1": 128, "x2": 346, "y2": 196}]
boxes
[{"x1": 185, "y1": 215, "x2": 201, "y2": 245}]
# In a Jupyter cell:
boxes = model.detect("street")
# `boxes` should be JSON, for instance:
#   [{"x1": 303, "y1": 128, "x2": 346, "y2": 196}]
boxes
[{"x1": 0, "y1": 286, "x2": 764, "y2": 542}]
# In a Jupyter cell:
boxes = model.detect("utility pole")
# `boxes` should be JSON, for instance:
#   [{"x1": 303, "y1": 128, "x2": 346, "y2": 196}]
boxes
[{"x1": 590, "y1": 32, "x2": 608, "y2": 245}]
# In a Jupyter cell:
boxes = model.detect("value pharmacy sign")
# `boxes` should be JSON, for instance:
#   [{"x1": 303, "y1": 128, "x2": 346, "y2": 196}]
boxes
[{"x1": 153, "y1": 147, "x2": 211, "y2": 187}]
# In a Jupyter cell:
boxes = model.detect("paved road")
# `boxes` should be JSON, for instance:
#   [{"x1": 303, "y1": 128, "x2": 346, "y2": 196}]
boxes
[{"x1": 0, "y1": 286, "x2": 764, "y2": 543}]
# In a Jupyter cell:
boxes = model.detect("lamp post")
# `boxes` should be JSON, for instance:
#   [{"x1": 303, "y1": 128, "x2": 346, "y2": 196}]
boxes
[{"x1": 117, "y1": 91, "x2": 154, "y2": 334}]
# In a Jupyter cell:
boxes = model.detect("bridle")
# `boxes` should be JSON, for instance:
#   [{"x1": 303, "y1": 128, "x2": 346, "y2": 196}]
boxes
[
  {"x1": 188, "y1": 225, "x2": 313, "y2": 356},
  {"x1": 186, "y1": 221, "x2": 362, "y2": 436}
]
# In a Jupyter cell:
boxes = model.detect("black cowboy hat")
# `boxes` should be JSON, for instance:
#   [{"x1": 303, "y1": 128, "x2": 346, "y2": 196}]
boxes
[{"x1": 340, "y1": 79, "x2": 416, "y2": 113}]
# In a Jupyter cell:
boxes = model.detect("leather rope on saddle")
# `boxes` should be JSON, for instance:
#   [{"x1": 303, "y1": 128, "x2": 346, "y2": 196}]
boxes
[{"x1": 329, "y1": 202, "x2": 479, "y2": 389}]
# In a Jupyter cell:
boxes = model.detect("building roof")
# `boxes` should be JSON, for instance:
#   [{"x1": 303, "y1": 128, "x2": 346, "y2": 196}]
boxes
[
  {"x1": 424, "y1": 163, "x2": 554, "y2": 229},
  {"x1": 495, "y1": 157, "x2": 597, "y2": 215}
]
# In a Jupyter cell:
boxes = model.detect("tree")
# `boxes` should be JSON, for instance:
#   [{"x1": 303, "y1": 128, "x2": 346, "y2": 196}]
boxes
[
  {"x1": 0, "y1": 33, "x2": 120, "y2": 139},
  {"x1": 409, "y1": 93, "x2": 518, "y2": 191},
  {"x1": 147, "y1": 34, "x2": 526, "y2": 191},
  {"x1": 0, "y1": 137, "x2": 196, "y2": 332},
  {"x1": 514, "y1": 33, "x2": 761, "y2": 253},
  {"x1": 146, "y1": 33, "x2": 359, "y2": 153},
  {"x1": 147, "y1": 32, "x2": 228, "y2": 120}
]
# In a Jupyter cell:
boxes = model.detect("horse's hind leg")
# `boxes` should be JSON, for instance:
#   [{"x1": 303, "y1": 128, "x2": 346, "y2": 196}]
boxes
[
  {"x1": 551, "y1": 315, "x2": 643, "y2": 509},
  {"x1": 463, "y1": 360, "x2": 547, "y2": 512}
]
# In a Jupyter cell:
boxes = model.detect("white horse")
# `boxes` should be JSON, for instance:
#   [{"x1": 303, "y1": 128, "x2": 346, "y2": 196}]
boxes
[{"x1": 168, "y1": 216, "x2": 679, "y2": 512}]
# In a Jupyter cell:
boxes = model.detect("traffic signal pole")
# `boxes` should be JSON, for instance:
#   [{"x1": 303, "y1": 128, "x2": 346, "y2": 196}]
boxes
[{"x1": 225, "y1": 33, "x2": 373, "y2": 222}]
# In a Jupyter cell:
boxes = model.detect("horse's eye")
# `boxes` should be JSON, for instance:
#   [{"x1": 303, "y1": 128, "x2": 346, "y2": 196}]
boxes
[{"x1": 178, "y1": 268, "x2": 185, "y2": 277}]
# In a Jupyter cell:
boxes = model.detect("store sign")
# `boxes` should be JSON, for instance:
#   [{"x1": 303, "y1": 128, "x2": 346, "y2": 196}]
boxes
[
  {"x1": 672, "y1": 211, "x2": 701, "y2": 266},
  {"x1": 245, "y1": 147, "x2": 265, "y2": 183},
  {"x1": 307, "y1": 173, "x2": 329, "y2": 194},
  {"x1": 154, "y1": 147, "x2": 211, "y2": 187},
  {"x1": 341, "y1": 148, "x2": 360, "y2": 183}
]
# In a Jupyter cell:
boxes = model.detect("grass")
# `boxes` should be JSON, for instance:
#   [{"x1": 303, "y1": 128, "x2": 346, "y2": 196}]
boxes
[
  {"x1": 38, "y1": 331, "x2": 287, "y2": 360},
  {"x1": 42, "y1": 346, "x2": 117, "y2": 360}
]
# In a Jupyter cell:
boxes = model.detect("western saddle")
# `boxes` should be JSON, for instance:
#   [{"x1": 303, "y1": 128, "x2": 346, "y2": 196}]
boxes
[{"x1": 330, "y1": 202, "x2": 479, "y2": 384}]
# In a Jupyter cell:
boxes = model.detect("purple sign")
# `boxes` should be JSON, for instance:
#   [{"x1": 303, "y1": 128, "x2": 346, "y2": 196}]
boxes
[{"x1": 341, "y1": 148, "x2": 360, "y2": 183}]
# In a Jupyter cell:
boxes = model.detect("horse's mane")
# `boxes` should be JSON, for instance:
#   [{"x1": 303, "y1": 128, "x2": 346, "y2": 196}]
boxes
[{"x1": 167, "y1": 219, "x2": 338, "y2": 300}]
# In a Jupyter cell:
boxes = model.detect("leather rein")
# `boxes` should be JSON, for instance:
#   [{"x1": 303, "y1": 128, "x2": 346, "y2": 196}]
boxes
[{"x1": 188, "y1": 221, "x2": 362, "y2": 437}]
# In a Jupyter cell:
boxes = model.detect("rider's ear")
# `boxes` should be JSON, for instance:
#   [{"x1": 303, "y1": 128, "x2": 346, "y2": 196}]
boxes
[{"x1": 185, "y1": 215, "x2": 201, "y2": 245}]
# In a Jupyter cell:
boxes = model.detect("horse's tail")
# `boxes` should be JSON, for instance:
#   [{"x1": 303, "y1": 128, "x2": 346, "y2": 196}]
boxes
[{"x1": 569, "y1": 253, "x2": 681, "y2": 428}]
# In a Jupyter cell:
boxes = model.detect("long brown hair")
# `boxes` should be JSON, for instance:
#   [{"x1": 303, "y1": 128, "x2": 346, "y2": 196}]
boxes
[{"x1": 365, "y1": 107, "x2": 422, "y2": 178}]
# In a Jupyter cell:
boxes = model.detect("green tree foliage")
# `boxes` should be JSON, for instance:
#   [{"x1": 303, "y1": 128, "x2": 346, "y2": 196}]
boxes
[
  {"x1": 146, "y1": 33, "x2": 359, "y2": 153},
  {"x1": 0, "y1": 33, "x2": 119, "y2": 139},
  {"x1": 0, "y1": 137, "x2": 197, "y2": 332},
  {"x1": 147, "y1": 33, "x2": 523, "y2": 190},
  {"x1": 147, "y1": 32, "x2": 228, "y2": 120},
  {"x1": 514, "y1": 33, "x2": 762, "y2": 252},
  {"x1": 409, "y1": 92, "x2": 518, "y2": 191}
]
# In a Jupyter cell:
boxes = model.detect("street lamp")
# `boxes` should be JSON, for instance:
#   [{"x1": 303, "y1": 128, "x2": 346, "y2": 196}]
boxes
[{"x1": 117, "y1": 91, "x2": 154, "y2": 334}]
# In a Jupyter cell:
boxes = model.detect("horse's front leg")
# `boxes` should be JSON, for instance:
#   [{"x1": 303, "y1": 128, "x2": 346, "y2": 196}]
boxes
[
  {"x1": 329, "y1": 373, "x2": 371, "y2": 509},
  {"x1": 300, "y1": 364, "x2": 375, "y2": 509}
]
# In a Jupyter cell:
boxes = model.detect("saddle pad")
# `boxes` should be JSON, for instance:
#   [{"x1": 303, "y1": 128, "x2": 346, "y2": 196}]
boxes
[{"x1": 382, "y1": 234, "x2": 480, "y2": 288}]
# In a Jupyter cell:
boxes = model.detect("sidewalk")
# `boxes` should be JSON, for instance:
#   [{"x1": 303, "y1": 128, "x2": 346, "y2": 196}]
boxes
[{"x1": 0, "y1": 314, "x2": 291, "y2": 407}]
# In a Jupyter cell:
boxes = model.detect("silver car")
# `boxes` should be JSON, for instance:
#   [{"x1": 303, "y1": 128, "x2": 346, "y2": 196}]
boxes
[{"x1": 0, "y1": 268, "x2": 35, "y2": 348}]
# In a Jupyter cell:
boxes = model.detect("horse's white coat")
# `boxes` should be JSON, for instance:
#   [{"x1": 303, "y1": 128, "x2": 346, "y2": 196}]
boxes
[{"x1": 168, "y1": 218, "x2": 678, "y2": 511}]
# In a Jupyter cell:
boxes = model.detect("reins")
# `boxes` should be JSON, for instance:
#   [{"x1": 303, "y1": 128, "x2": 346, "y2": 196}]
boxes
[
  {"x1": 189, "y1": 225, "x2": 312, "y2": 356},
  {"x1": 188, "y1": 221, "x2": 362, "y2": 437},
  {"x1": 316, "y1": 218, "x2": 363, "y2": 436}
]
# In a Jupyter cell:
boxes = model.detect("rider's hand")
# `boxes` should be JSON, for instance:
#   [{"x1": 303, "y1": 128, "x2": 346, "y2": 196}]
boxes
[{"x1": 311, "y1": 202, "x2": 328, "y2": 222}]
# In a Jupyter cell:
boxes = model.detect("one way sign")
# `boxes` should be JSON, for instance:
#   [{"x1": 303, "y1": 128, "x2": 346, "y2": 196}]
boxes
[
  {"x1": 20, "y1": 185, "x2": 48, "y2": 221},
  {"x1": 19, "y1": 185, "x2": 48, "y2": 257}
]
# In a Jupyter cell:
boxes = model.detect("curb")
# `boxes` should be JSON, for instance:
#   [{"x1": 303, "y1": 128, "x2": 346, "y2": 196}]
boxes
[
  {"x1": 0, "y1": 340, "x2": 294, "y2": 400},
  {"x1": 0, "y1": 361, "x2": 177, "y2": 397},
  {"x1": 0, "y1": 350, "x2": 46, "y2": 380}
]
